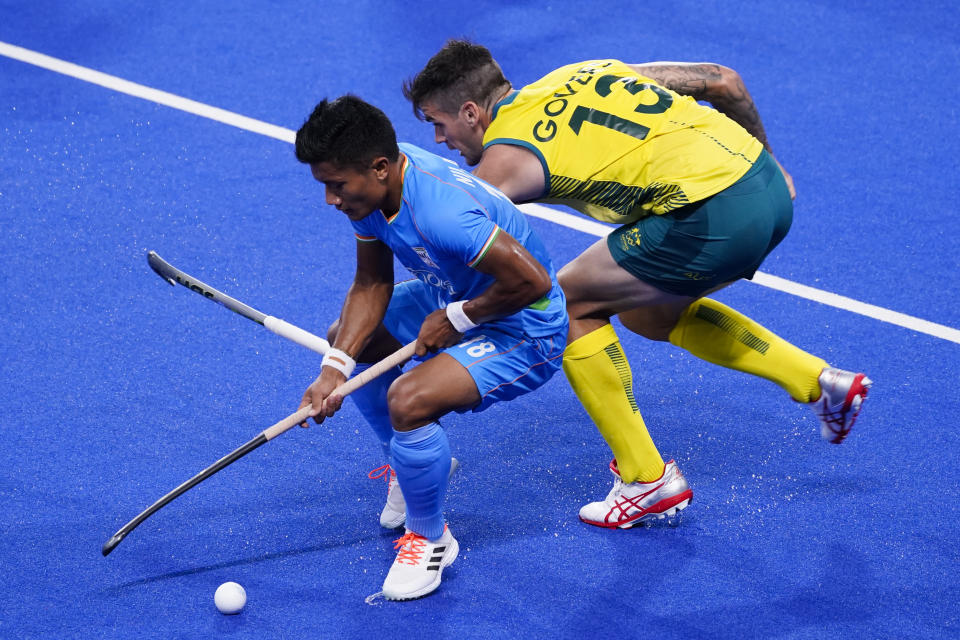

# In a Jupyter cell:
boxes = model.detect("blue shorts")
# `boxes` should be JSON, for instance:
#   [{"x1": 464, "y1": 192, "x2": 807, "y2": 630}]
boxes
[{"x1": 382, "y1": 280, "x2": 567, "y2": 413}]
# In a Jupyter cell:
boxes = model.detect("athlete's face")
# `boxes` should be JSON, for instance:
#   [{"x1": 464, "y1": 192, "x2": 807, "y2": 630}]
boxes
[
  {"x1": 310, "y1": 159, "x2": 388, "y2": 221},
  {"x1": 420, "y1": 100, "x2": 485, "y2": 166}
]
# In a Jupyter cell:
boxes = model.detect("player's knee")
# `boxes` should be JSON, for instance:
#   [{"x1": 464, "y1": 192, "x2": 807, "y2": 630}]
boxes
[
  {"x1": 557, "y1": 266, "x2": 584, "y2": 303},
  {"x1": 618, "y1": 311, "x2": 675, "y2": 342},
  {"x1": 558, "y1": 272, "x2": 590, "y2": 318},
  {"x1": 559, "y1": 265, "x2": 614, "y2": 324},
  {"x1": 641, "y1": 324, "x2": 673, "y2": 342},
  {"x1": 386, "y1": 377, "x2": 432, "y2": 431}
]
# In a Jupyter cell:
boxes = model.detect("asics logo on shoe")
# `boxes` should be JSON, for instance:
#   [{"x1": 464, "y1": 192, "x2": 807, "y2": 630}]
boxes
[
  {"x1": 610, "y1": 484, "x2": 663, "y2": 520},
  {"x1": 580, "y1": 460, "x2": 693, "y2": 528},
  {"x1": 812, "y1": 368, "x2": 871, "y2": 444}
]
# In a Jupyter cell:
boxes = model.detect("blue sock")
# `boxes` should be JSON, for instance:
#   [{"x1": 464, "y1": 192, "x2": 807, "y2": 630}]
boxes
[
  {"x1": 390, "y1": 423, "x2": 450, "y2": 540},
  {"x1": 349, "y1": 363, "x2": 402, "y2": 461}
]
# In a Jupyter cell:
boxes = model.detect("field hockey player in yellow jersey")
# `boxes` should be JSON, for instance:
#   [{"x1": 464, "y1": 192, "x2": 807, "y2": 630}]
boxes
[{"x1": 403, "y1": 41, "x2": 872, "y2": 529}]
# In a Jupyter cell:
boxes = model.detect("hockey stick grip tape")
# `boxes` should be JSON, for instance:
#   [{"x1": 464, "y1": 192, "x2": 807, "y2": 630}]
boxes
[
  {"x1": 263, "y1": 316, "x2": 330, "y2": 355},
  {"x1": 261, "y1": 340, "x2": 417, "y2": 441}
]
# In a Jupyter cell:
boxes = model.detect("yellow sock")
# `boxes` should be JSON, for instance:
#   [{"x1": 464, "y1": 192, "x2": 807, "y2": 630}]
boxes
[
  {"x1": 562, "y1": 324, "x2": 664, "y2": 483},
  {"x1": 668, "y1": 298, "x2": 827, "y2": 402}
]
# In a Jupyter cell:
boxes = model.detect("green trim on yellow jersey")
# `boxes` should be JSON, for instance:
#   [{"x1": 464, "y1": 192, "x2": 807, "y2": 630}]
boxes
[
  {"x1": 482, "y1": 136, "x2": 550, "y2": 199},
  {"x1": 490, "y1": 89, "x2": 519, "y2": 119},
  {"x1": 483, "y1": 60, "x2": 764, "y2": 222}
]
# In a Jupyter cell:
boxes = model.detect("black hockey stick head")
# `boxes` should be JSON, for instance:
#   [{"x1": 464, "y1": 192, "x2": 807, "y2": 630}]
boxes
[
  {"x1": 101, "y1": 532, "x2": 125, "y2": 557},
  {"x1": 144, "y1": 250, "x2": 267, "y2": 324}
]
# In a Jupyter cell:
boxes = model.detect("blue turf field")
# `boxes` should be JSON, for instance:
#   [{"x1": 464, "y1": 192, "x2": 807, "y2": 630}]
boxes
[{"x1": 2, "y1": 2, "x2": 958, "y2": 638}]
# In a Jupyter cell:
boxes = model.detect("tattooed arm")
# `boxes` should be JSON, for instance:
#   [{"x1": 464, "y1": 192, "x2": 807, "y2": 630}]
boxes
[
  {"x1": 628, "y1": 62, "x2": 795, "y2": 198},
  {"x1": 628, "y1": 63, "x2": 770, "y2": 147}
]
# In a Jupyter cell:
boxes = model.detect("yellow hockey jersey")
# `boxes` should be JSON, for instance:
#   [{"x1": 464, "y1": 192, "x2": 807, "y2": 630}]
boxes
[{"x1": 483, "y1": 59, "x2": 763, "y2": 222}]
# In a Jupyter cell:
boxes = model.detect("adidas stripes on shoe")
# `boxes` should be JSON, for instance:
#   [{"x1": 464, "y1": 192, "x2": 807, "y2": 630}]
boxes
[{"x1": 381, "y1": 525, "x2": 458, "y2": 601}]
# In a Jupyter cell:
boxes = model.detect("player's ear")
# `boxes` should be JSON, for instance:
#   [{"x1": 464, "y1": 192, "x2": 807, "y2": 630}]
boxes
[
  {"x1": 460, "y1": 101, "x2": 481, "y2": 126},
  {"x1": 370, "y1": 156, "x2": 390, "y2": 180}
]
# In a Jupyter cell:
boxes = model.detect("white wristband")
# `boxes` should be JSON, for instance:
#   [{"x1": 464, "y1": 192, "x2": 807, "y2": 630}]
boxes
[
  {"x1": 321, "y1": 348, "x2": 356, "y2": 378},
  {"x1": 446, "y1": 300, "x2": 478, "y2": 333}
]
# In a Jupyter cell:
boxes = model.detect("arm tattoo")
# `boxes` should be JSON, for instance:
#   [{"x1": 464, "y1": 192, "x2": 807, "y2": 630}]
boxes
[
  {"x1": 719, "y1": 73, "x2": 770, "y2": 149},
  {"x1": 639, "y1": 63, "x2": 771, "y2": 150},
  {"x1": 640, "y1": 63, "x2": 723, "y2": 100}
]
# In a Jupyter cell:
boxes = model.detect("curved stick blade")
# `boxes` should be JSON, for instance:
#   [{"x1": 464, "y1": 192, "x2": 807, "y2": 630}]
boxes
[
  {"x1": 147, "y1": 251, "x2": 177, "y2": 286},
  {"x1": 145, "y1": 250, "x2": 267, "y2": 325},
  {"x1": 102, "y1": 533, "x2": 125, "y2": 557},
  {"x1": 101, "y1": 433, "x2": 267, "y2": 557}
]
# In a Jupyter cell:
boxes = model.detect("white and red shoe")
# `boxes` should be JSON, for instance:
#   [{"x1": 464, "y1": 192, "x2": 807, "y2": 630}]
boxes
[
  {"x1": 579, "y1": 459, "x2": 692, "y2": 529},
  {"x1": 810, "y1": 367, "x2": 872, "y2": 444},
  {"x1": 382, "y1": 526, "x2": 458, "y2": 601},
  {"x1": 368, "y1": 458, "x2": 460, "y2": 529}
]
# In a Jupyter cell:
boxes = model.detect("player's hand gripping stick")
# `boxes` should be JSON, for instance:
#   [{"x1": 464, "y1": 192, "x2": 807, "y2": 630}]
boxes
[{"x1": 101, "y1": 340, "x2": 417, "y2": 557}]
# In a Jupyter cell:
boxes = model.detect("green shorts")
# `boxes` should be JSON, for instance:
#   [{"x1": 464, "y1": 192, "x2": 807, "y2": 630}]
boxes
[{"x1": 607, "y1": 149, "x2": 793, "y2": 297}]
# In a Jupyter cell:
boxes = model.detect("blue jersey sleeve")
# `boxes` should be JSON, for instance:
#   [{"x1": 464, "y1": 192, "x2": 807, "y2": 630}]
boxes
[
  {"x1": 420, "y1": 207, "x2": 500, "y2": 269},
  {"x1": 350, "y1": 215, "x2": 379, "y2": 242}
]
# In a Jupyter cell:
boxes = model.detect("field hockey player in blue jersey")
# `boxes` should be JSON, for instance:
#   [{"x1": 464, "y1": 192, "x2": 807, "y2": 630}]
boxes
[{"x1": 294, "y1": 95, "x2": 568, "y2": 600}]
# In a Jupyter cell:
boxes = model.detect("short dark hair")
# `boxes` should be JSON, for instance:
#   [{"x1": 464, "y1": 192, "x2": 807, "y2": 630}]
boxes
[
  {"x1": 294, "y1": 95, "x2": 400, "y2": 168},
  {"x1": 402, "y1": 39, "x2": 510, "y2": 119}
]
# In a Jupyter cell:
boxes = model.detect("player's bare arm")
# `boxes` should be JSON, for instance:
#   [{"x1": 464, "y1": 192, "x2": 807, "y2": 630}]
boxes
[
  {"x1": 416, "y1": 231, "x2": 551, "y2": 355},
  {"x1": 630, "y1": 62, "x2": 795, "y2": 199},
  {"x1": 300, "y1": 239, "x2": 395, "y2": 421},
  {"x1": 460, "y1": 231, "x2": 551, "y2": 322},
  {"x1": 629, "y1": 62, "x2": 770, "y2": 149},
  {"x1": 333, "y1": 239, "x2": 396, "y2": 356},
  {"x1": 473, "y1": 144, "x2": 546, "y2": 203}
]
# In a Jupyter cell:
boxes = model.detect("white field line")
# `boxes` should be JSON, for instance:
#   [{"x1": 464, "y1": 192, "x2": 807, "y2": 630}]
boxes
[
  {"x1": 0, "y1": 41, "x2": 295, "y2": 143},
  {"x1": 3, "y1": 40, "x2": 958, "y2": 346},
  {"x1": 517, "y1": 203, "x2": 960, "y2": 344}
]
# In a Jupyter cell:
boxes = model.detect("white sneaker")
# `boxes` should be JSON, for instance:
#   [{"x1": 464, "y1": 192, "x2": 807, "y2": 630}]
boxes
[
  {"x1": 368, "y1": 464, "x2": 406, "y2": 529},
  {"x1": 382, "y1": 525, "x2": 458, "y2": 601},
  {"x1": 579, "y1": 459, "x2": 692, "y2": 529},
  {"x1": 368, "y1": 458, "x2": 460, "y2": 529},
  {"x1": 810, "y1": 367, "x2": 872, "y2": 444}
]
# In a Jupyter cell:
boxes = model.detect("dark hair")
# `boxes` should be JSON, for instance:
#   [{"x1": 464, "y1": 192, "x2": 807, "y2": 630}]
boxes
[
  {"x1": 402, "y1": 39, "x2": 510, "y2": 119},
  {"x1": 294, "y1": 95, "x2": 400, "y2": 168}
]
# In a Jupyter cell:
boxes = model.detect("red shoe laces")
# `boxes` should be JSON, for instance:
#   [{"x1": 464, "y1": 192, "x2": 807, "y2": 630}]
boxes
[
  {"x1": 368, "y1": 464, "x2": 393, "y2": 483},
  {"x1": 393, "y1": 532, "x2": 427, "y2": 565}
]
